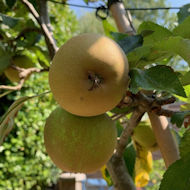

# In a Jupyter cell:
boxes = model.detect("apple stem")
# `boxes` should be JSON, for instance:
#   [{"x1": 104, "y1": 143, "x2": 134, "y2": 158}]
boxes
[{"x1": 88, "y1": 72, "x2": 103, "y2": 91}]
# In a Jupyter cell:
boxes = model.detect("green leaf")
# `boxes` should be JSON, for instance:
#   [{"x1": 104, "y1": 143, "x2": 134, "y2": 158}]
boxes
[
  {"x1": 155, "y1": 36, "x2": 190, "y2": 66},
  {"x1": 127, "y1": 45, "x2": 172, "y2": 68},
  {"x1": 0, "y1": 13, "x2": 20, "y2": 28},
  {"x1": 101, "y1": 166, "x2": 113, "y2": 186},
  {"x1": 0, "y1": 96, "x2": 30, "y2": 145},
  {"x1": 179, "y1": 129, "x2": 190, "y2": 158},
  {"x1": 129, "y1": 65, "x2": 186, "y2": 97},
  {"x1": 181, "y1": 103, "x2": 190, "y2": 112},
  {"x1": 102, "y1": 20, "x2": 117, "y2": 39},
  {"x1": 159, "y1": 153, "x2": 190, "y2": 190},
  {"x1": 0, "y1": 48, "x2": 12, "y2": 75},
  {"x1": 110, "y1": 32, "x2": 128, "y2": 41},
  {"x1": 0, "y1": 91, "x2": 13, "y2": 99},
  {"x1": 5, "y1": 0, "x2": 16, "y2": 9},
  {"x1": 116, "y1": 120, "x2": 123, "y2": 137},
  {"x1": 175, "y1": 85, "x2": 190, "y2": 103},
  {"x1": 124, "y1": 142, "x2": 136, "y2": 178},
  {"x1": 173, "y1": 16, "x2": 190, "y2": 39},
  {"x1": 111, "y1": 106, "x2": 133, "y2": 114},
  {"x1": 16, "y1": 30, "x2": 41, "y2": 48},
  {"x1": 0, "y1": 92, "x2": 50, "y2": 145},
  {"x1": 180, "y1": 71, "x2": 190, "y2": 86},
  {"x1": 30, "y1": 46, "x2": 50, "y2": 68},
  {"x1": 128, "y1": 35, "x2": 190, "y2": 68},
  {"x1": 177, "y1": 4, "x2": 190, "y2": 24},
  {"x1": 126, "y1": 22, "x2": 173, "y2": 68},
  {"x1": 171, "y1": 111, "x2": 190, "y2": 128},
  {"x1": 138, "y1": 21, "x2": 172, "y2": 44},
  {"x1": 116, "y1": 35, "x2": 143, "y2": 54}
]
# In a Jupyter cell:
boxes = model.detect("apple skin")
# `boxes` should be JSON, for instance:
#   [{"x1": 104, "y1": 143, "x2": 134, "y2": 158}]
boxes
[
  {"x1": 49, "y1": 33, "x2": 129, "y2": 116},
  {"x1": 4, "y1": 55, "x2": 34, "y2": 82},
  {"x1": 44, "y1": 107, "x2": 117, "y2": 173}
]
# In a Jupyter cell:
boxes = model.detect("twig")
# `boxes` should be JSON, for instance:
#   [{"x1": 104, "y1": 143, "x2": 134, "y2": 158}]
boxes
[
  {"x1": 21, "y1": 0, "x2": 40, "y2": 22},
  {"x1": 112, "y1": 113, "x2": 126, "y2": 121},
  {"x1": 156, "y1": 96, "x2": 176, "y2": 106},
  {"x1": 106, "y1": 155, "x2": 136, "y2": 190},
  {"x1": 116, "y1": 109, "x2": 145, "y2": 157},
  {"x1": 0, "y1": 67, "x2": 48, "y2": 91},
  {"x1": 0, "y1": 79, "x2": 25, "y2": 91},
  {"x1": 21, "y1": 0, "x2": 58, "y2": 59},
  {"x1": 151, "y1": 107, "x2": 175, "y2": 117},
  {"x1": 39, "y1": 0, "x2": 54, "y2": 36}
]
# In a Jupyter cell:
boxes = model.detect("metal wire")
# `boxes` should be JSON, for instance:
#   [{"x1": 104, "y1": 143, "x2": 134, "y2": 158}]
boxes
[{"x1": 47, "y1": 0, "x2": 181, "y2": 11}]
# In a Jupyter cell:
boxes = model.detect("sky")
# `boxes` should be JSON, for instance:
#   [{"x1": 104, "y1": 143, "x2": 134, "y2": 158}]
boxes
[{"x1": 68, "y1": 0, "x2": 189, "y2": 18}]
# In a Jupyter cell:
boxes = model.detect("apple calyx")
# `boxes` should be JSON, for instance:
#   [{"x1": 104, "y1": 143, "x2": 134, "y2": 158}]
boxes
[{"x1": 88, "y1": 71, "x2": 104, "y2": 91}]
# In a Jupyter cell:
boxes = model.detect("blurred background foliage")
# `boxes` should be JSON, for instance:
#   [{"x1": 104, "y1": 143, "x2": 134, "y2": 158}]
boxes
[
  {"x1": 0, "y1": 0, "x2": 186, "y2": 189},
  {"x1": 0, "y1": 0, "x2": 77, "y2": 189},
  {"x1": 0, "y1": 73, "x2": 61, "y2": 190}
]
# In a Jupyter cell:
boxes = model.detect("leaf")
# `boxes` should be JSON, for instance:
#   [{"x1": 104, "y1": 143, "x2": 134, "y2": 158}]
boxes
[
  {"x1": 138, "y1": 21, "x2": 172, "y2": 45},
  {"x1": 129, "y1": 65, "x2": 186, "y2": 97},
  {"x1": 171, "y1": 111, "x2": 190, "y2": 128},
  {"x1": 0, "y1": 96, "x2": 30, "y2": 145},
  {"x1": 175, "y1": 85, "x2": 190, "y2": 103},
  {"x1": 126, "y1": 22, "x2": 173, "y2": 68},
  {"x1": 177, "y1": 4, "x2": 190, "y2": 24},
  {"x1": 127, "y1": 45, "x2": 172, "y2": 68},
  {"x1": 180, "y1": 71, "x2": 190, "y2": 86},
  {"x1": 0, "y1": 90, "x2": 13, "y2": 99},
  {"x1": 116, "y1": 35, "x2": 143, "y2": 54},
  {"x1": 102, "y1": 20, "x2": 117, "y2": 39},
  {"x1": 173, "y1": 16, "x2": 190, "y2": 39},
  {"x1": 100, "y1": 165, "x2": 113, "y2": 186},
  {"x1": 0, "y1": 13, "x2": 20, "y2": 28},
  {"x1": 115, "y1": 121, "x2": 124, "y2": 138},
  {"x1": 155, "y1": 36, "x2": 190, "y2": 66},
  {"x1": 124, "y1": 142, "x2": 136, "y2": 178},
  {"x1": 110, "y1": 32, "x2": 128, "y2": 41},
  {"x1": 0, "y1": 91, "x2": 50, "y2": 145},
  {"x1": 111, "y1": 106, "x2": 133, "y2": 114},
  {"x1": 181, "y1": 103, "x2": 190, "y2": 112},
  {"x1": 140, "y1": 30, "x2": 154, "y2": 38},
  {"x1": 0, "y1": 48, "x2": 12, "y2": 75},
  {"x1": 179, "y1": 129, "x2": 190, "y2": 158},
  {"x1": 159, "y1": 153, "x2": 190, "y2": 190},
  {"x1": 5, "y1": 0, "x2": 16, "y2": 9},
  {"x1": 30, "y1": 46, "x2": 50, "y2": 68},
  {"x1": 16, "y1": 30, "x2": 41, "y2": 48}
]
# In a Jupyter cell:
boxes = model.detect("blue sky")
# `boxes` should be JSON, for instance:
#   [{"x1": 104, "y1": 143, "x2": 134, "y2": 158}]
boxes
[{"x1": 69, "y1": 0, "x2": 189, "y2": 18}]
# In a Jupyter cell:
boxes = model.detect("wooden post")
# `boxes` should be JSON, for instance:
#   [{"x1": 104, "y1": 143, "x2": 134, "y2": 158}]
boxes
[
  {"x1": 148, "y1": 113, "x2": 180, "y2": 167},
  {"x1": 57, "y1": 177, "x2": 75, "y2": 190},
  {"x1": 56, "y1": 173, "x2": 86, "y2": 190},
  {"x1": 108, "y1": 0, "x2": 135, "y2": 35}
]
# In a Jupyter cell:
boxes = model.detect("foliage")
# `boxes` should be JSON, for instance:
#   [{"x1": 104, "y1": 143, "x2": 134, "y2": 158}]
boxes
[
  {"x1": 0, "y1": 0, "x2": 190, "y2": 190},
  {"x1": 146, "y1": 159, "x2": 165, "y2": 190},
  {"x1": 129, "y1": 65, "x2": 186, "y2": 97},
  {"x1": 159, "y1": 129, "x2": 190, "y2": 190},
  {"x1": 78, "y1": 12, "x2": 105, "y2": 34},
  {"x1": 0, "y1": 0, "x2": 77, "y2": 189},
  {"x1": 0, "y1": 73, "x2": 61, "y2": 190}
]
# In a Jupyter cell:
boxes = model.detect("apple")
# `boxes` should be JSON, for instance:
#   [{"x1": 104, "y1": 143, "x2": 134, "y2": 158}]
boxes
[
  {"x1": 49, "y1": 33, "x2": 129, "y2": 116},
  {"x1": 44, "y1": 107, "x2": 117, "y2": 173},
  {"x1": 5, "y1": 55, "x2": 34, "y2": 82},
  {"x1": 133, "y1": 121, "x2": 158, "y2": 151}
]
